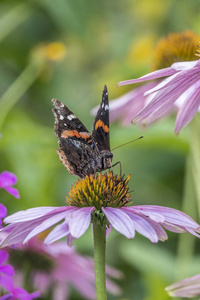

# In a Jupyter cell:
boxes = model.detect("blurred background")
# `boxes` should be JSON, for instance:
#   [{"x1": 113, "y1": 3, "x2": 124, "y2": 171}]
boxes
[{"x1": 0, "y1": 0, "x2": 200, "y2": 299}]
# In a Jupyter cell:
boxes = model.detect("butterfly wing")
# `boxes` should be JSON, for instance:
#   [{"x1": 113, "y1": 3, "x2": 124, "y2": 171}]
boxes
[
  {"x1": 92, "y1": 85, "x2": 110, "y2": 151},
  {"x1": 52, "y1": 98, "x2": 96, "y2": 177}
]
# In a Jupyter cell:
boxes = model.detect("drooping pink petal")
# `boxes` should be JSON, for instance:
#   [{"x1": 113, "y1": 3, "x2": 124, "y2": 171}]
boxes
[
  {"x1": 45, "y1": 220, "x2": 70, "y2": 244},
  {"x1": 117, "y1": 67, "x2": 177, "y2": 86},
  {"x1": 131, "y1": 205, "x2": 200, "y2": 229},
  {"x1": 23, "y1": 211, "x2": 73, "y2": 243},
  {"x1": 52, "y1": 282, "x2": 70, "y2": 300},
  {"x1": 144, "y1": 72, "x2": 180, "y2": 96},
  {"x1": 132, "y1": 68, "x2": 200, "y2": 124},
  {"x1": 174, "y1": 82, "x2": 200, "y2": 133},
  {"x1": 69, "y1": 207, "x2": 95, "y2": 238},
  {"x1": 161, "y1": 223, "x2": 186, "y2": 233},
  {"x1": 4, "y1": 206, "x2": 74, "y2": 224},
  {"x1": 171, "y1": 60, "x2": 199, "y2": 71},
  {"x1": 102, "y1": 207, "x2": 135, "y2": 239},
  {"x1": 4, "y1": 207, "x2": 60, "y2": 223},
  {"x1": 166, "y1": 274, "x2": 200, "y2": 297},
  {"x1": 1, "y1": 219, "x2": 48, "y2": 247},
  {"x1": 122, "y1": 208, "x2": 159, "y2": 242}
]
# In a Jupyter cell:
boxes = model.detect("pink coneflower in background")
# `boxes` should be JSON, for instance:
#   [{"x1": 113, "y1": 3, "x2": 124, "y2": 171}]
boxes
[
  {"x1": 118, "y1": 59, "x2": 200, "y2": 134},
  {"x1": 165, "y1": 274, "x2": 200, "y2": 298},
  {"x1": 0, "y1": 171, "x2": 20, "y2": 199},
  {"x1": 116, "y1": 31, "x2": 200, "y2": 134},
  {"x1": 2, "y1": 235, "x2": 121, "y2": 300},
  {"x1": 108, "y1": 31, "x2": 200, "y2": 131},
  {"x1": 1, "y1": 172, "x2": 200, "y2": 249},
  {"x1": 8, "y1": 237, "x2": 122, "y2": 300}
]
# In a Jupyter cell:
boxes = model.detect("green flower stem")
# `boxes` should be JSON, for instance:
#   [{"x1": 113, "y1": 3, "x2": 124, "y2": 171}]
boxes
[
  {"x1": 176, "y1": 115, "x2": 200, "y2": 279},
  {"x1": 189, "y1": 114, "x2": 200, "y2": 217},
  {"x1": 93, "y1": 221, "x2": 107, "y2": 300},
  {"x1": 0, "y1": 55, "x2": 45, "y2": 131},
  {"x1": 176, "y1": 157, "x2": 196, "y2": 279}
]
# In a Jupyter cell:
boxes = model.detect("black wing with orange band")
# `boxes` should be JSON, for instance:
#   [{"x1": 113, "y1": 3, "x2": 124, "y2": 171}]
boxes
[
  {"x1": 52, "y1": 98, "x2": 94, "y2": 148},
  {"x1": 91, "y1": 85, "x2": 110, "y2": 151}
]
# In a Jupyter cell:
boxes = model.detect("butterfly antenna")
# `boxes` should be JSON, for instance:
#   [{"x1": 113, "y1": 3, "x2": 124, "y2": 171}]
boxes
[{"x1": 111, "y1": 136, "x2": 144, "y2": 151}]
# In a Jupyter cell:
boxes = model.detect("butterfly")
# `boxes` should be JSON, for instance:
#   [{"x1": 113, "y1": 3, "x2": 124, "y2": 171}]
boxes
[{"x1": 52, "y1": 85, "x2": 113, "y2": 178}]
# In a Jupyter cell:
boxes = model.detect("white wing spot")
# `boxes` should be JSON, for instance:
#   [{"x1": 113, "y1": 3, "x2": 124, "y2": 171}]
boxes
[
  {"x1": 67, "y1": 114, "x2": 76, "y2": 121},
  {"x1": 60, "y1": 115, "x2": 64, "y2": 120},
  {"x1": 101, "y1": 103, "x2": 104, "y2": 109},
  {"x1": 64, "y1": 123, "x2": 67, "y2": 126},
  {"x1": 105, "y1": 105, "x2": 109, "y2": 110}
]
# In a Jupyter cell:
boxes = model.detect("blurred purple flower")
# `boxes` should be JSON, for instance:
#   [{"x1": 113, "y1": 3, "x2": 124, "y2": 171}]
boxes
[
  {"x1": 0, "y1": 237, "x2": 40, "y2": 299},
  {"x1": 0, "y1": 172, "x2": 20, "y2": 199},
  {"x1": 0, "y1": 204, "x2": 7, "y2": 227},
  {"x1": 4, "y1": 237, "x2": 121, "y2": 300},
  {"x1": 0, "y1": 250, "x2": 15, "y2": 284},
  {"x1": 117, "y1": 60, "x2": 200, "y2": 134},
  {"x1": 165, "y1": 274, "x2": 200, "y2": 297},
  {"x1": 0, "y1": 204, "x2": 200, "y2": 247},
  {"x1": 0, "y1": 285, "x2": 40, "y2": 300}
]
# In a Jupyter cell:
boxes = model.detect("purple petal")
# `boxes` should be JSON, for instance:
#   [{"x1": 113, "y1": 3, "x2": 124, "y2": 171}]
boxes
[
  {"x1": 166, "y1": 274, "x2": 200, "y2": 297},
  {"x1": 106, "y1": 225, "x2": 112, "y2": 238},
  {"x1": 131, "y1": 205, "x2": 199, "y2": 229},
  {"x1": 3, "y1": 186, "x2": 20, "y2": 199},
  {"x1": 4, "y1": 206, "x2": 73, "y2": 223},
  {"x1": 162, "y1": 223, "x2": 185, "y2": 233},
  {"x1": 122, "y1": 208, "x2": 159, "y2": 242},
  {"x1": 8, "y1": 286, "x2": 40, "y2": 300},
  {"x1": 66, "y1": 233, "x2": 75, "y2": 246},
  {"x1": 0, "y1": 204, "x2": 7, "y2": 219},
  {"x1": 1, "y1": 220, "x2": 47, "y2": 247},
  {"x1": 0, "y1": 250, "x2": 9, "y2": 264},
  {"x1": 23, "y1": 210, "x2": 73, "y2": 243},
  {"x1": 117, "y1": 67, "x2": 177, "y2": 86},
  {"x1": 69, "y1": 207, "x2": 95, "y2": 238},
  {"x1": 0, "y1": 171, "x2": 17, "y2": 187},
  {"x1": 45, "y1": 220, "x2": 70, "y2": 244},
  {"x1": 171, "y1": 60, "x2": 199, "y2": 71},
  {"x1": 0, "y1": 265, "x2": 15, "y2": 276},
  {"x1": 174, "y1": 82, "x2": 200, "y2": 134},
  {"x1": 132, "y1": 68, "x2": 200, "y2": 125},
  {"x1": 102, "y1": 207, "x2": 135, "y2": 239}
]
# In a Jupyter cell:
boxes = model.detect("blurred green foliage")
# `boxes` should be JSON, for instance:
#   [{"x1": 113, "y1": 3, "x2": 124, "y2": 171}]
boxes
[{"x1": 1, "y1": 0, "x2": 200, "y2": 299}]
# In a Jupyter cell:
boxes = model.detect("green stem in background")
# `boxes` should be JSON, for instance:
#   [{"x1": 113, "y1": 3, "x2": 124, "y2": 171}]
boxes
[
  {"x1": 189, "y1": 114, "x2": 200, "y2": 218},
  {"x1": 176, "y1": 115, "x2": 200, "y2": 279},
  {"x1": 0, "y1": 4, "x2": 31, "y2": 43},
  {"x1": 176, "y1": 156, "x2": 197, "y2": 279},
  {"x1": 0, "y1": 55, "x2": 45, "y2": 131},
  {"x1": 93, "y1": 221, "x2": 107, "y2": 300}
]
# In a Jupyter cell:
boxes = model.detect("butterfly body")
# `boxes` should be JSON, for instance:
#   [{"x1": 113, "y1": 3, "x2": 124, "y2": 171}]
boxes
[{"x1": 52, "y1": 85, "x2": 113, "y2": 178}]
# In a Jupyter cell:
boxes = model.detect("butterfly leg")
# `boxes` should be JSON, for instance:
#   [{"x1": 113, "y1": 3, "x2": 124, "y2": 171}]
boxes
[{"x1": 111, "y1": 161, "x2": 122, "y2": 176}]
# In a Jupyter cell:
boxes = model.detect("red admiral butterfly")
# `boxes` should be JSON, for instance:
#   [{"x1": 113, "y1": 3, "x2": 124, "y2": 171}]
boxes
[{"x1": 52, "y1": 85, "x2": 113, "y2": 178}]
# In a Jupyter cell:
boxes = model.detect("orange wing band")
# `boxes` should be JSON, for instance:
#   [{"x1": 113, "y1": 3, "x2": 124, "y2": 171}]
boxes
[
  {"x1": 61, "y1": 130, "x2": 90, "y2": 140},
  {"x1": 95, "y1": 120, "x2": 109, "y2": 132}
]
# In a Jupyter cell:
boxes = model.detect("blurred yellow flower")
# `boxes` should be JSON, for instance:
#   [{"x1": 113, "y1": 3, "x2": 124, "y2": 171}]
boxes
[{"x1": 44, "y1": 42, "x2": 67, "y2": 61}]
